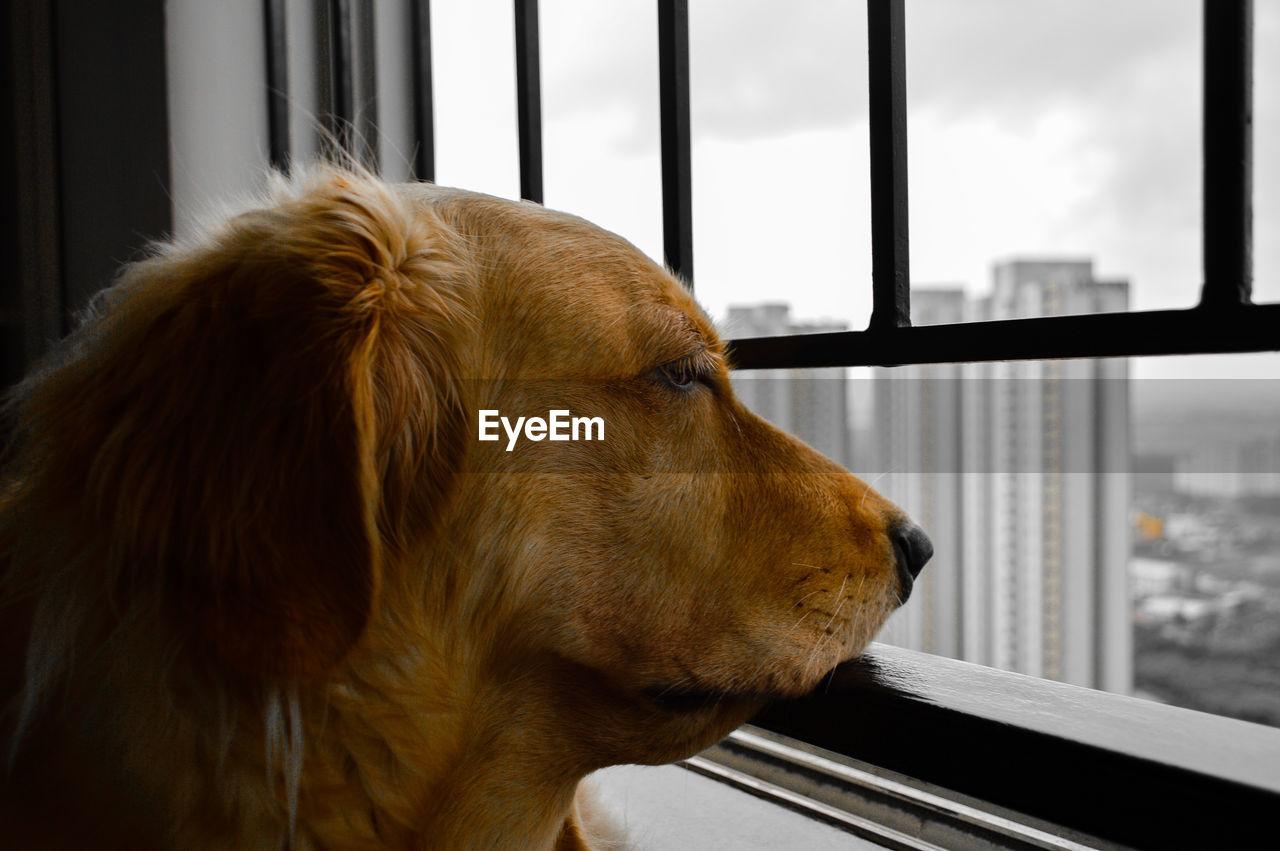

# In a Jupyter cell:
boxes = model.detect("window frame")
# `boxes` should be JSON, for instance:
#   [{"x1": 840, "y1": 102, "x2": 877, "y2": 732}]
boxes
[{"x1": 748, "y1": 642, "x2": 1280, "y2": 848}]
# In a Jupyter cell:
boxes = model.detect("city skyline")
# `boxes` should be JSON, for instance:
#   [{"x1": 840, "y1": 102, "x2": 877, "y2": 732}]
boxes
[
  {"x1": 728, "y1": 263, "x2": 1280, "y2": 718},
  {"x1": 870, "y1": 261, "x2": 1131, "y2": 692}
]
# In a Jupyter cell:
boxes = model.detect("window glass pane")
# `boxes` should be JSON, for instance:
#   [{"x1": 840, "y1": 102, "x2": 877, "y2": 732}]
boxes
[
  {"x1": 689, "y1": 0, "x2": 871, "y2": 333},
  {"x1": 542, "y1": 0, "x2": 664, "y2": 265},
  {"x1": 432, "y1": 0, "x2": 520, "y2": 199},
  {"x1": 907, "y1": 0, "x2": 1202, "y2": 318},
  {"x1": 731, "y1": 342, "x2": 1280, "y2": 729}
]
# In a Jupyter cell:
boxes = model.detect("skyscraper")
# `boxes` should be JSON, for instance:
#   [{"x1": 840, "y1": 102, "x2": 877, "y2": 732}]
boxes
[{"x1": 875, "y1": 260, "x2": 1132, "y2": 694}]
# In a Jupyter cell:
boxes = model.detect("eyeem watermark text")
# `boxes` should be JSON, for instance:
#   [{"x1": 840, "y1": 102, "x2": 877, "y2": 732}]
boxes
[{"x1": 478, "y1": 409, "x2": 605, "y2": 451}]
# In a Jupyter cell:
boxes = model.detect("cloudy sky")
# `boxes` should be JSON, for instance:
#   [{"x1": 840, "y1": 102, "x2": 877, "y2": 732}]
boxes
[{"x1": 424, "y1": 0, "x2": 1277, "y2": 378}]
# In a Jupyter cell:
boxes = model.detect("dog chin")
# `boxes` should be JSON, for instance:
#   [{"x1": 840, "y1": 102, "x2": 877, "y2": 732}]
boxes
[
  {"x1": 643, "y1": 659, "x2": 854, "y2": 713},
  {"x1": 644, "y1": 685, "x2": 768, "y2": 714}
]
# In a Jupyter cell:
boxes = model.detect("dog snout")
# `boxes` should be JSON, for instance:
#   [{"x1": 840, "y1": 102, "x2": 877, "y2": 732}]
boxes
[{"x1": 891, "y1": 521, "x2": 933, "y2": 603}]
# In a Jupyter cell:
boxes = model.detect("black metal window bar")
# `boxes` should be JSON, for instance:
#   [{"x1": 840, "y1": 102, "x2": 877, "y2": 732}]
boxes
[
  {"x1": 256, "y1": 1, "x2": 1279, "y2": 846},
  {"x1": 262, "y1": 0, "x2": 1272, "y2": 363},
  {"x1": 730, "y1": 0, "x2": 1269, "y2": 368}
]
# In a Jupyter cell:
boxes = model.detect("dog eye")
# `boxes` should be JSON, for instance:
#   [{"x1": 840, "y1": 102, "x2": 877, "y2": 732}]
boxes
[
  {"x1": 659, "y1": 363, "x2": 697, "y2": 390},
  {"x1": 655, "y1": 353, "x2": 710, "y2": 392}
]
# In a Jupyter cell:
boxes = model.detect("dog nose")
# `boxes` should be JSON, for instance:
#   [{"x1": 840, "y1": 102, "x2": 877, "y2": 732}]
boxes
[{"x1": 891, "y1": 521, "x2": 933, "y2": 602}]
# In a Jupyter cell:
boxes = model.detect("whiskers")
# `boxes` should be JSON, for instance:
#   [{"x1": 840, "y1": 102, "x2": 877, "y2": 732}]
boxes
[
  {"x1": 858, "y1": 465, "x2": 898, "y2": 509},
  {"x1": 737, "y1": 558, "x2": 890, "y2": 699},
  {"x1": 796, "y1": 573, "x2": 876, "y2": 690},
  {"x1": 819, "y1": 576, "x2": 849, "y2": 634}
]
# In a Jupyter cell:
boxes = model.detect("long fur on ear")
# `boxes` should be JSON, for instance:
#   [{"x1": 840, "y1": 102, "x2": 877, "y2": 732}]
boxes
[{"x1": 2, "y1": 165, "x2": 471, "y2": 683}]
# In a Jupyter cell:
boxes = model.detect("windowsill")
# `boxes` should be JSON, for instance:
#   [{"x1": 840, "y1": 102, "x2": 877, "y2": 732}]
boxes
[
  {"x1": 587, "y1": 762, "x2": 887, "y2": 850},
  {"x1": 751, "y1": 643, "x2": 1280, "y2": 848}
]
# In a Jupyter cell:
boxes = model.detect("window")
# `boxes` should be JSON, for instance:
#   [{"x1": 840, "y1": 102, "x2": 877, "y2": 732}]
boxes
[
  {"x1": 714, "y1": 2, "x2": 1280, "y2": 846},
  {"x1": 5, "y1": 0, "x2": 1277, "y2": 846}
]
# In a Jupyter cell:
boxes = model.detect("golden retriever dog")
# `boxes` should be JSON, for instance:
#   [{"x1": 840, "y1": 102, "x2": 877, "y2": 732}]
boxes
[{"x1": 0, "y1": 164, "x2": 931, "y2": 849}]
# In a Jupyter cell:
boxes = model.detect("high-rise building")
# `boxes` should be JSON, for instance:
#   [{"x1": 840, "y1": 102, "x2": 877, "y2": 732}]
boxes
[
  {"x1": 726, "y1": 304, "x2": 850, "y2": 467},
  {"x1": 875, "y1": 260, "x2": 1132, "y2": 694},
  {"x1": 1175, "y1": 434, "x2": 1280, "y2": 497}
]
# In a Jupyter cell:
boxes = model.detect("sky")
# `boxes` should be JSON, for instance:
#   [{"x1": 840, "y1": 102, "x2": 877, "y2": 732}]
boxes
[{"x1": 423, "y1": 0, "x2": 1278, "y2": 380}]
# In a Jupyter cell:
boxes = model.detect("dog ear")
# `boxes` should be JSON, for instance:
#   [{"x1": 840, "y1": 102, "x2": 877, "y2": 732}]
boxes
[{"x1": 17, "y1": 167, "x2": 470, "y2": 681}]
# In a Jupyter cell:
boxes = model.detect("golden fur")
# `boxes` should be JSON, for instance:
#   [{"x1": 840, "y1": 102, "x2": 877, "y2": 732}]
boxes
[{"x1": 1, "y1": 165, "x2": 918, "y2": 849}]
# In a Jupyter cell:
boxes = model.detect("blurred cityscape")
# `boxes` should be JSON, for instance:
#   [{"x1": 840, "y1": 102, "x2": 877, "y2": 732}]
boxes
[{"x1": 728, "y1": 259, "x2": 1280, "y2": 729}]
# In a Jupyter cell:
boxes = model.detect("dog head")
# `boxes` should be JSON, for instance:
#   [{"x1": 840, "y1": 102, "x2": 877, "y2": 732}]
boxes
[
  {"x1": 2, "y1": 165, "x2": 929, "y2": 842},
  {"x1": 400, "y1": 183, "x2": 931, "y2": 767}
]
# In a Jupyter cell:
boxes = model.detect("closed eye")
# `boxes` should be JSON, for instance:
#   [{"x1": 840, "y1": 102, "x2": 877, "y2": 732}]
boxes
[{"x1": 655, "y1": 350, "x2": 718, "y2": 392}]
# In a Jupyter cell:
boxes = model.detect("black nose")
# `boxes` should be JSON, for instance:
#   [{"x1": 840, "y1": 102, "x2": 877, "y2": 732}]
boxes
[{"x1": 891, "y1": 522, "x2": 933, "y2": 602}]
